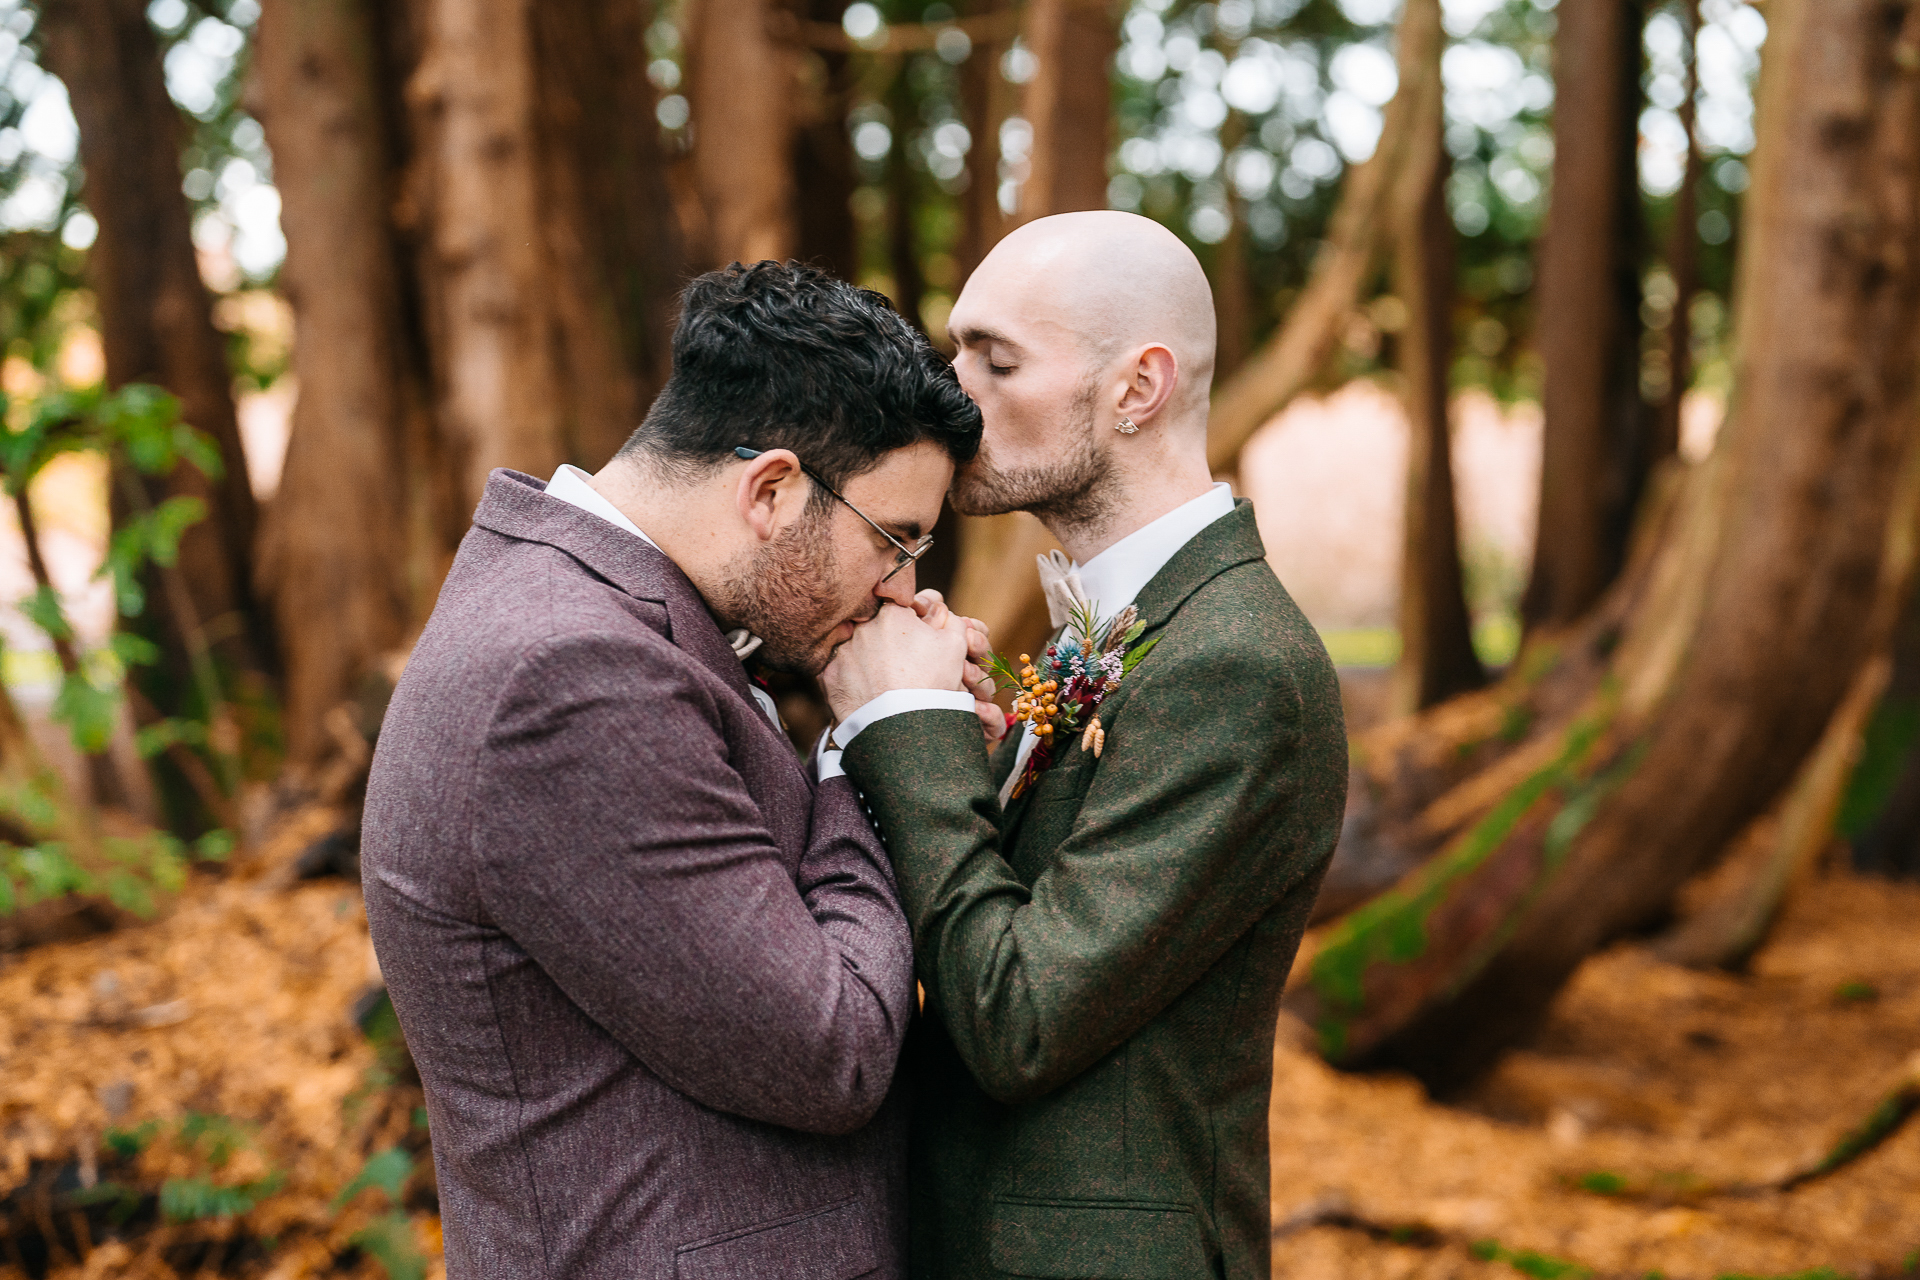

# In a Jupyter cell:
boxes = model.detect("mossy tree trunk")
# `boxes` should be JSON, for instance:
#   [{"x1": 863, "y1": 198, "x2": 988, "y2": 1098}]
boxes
[{"x1": 1289, "y1": 0, "x2": 1920, "y2": 1091}]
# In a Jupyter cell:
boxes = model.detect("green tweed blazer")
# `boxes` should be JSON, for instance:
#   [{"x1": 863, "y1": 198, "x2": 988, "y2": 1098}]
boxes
[{"x1": 841, "y1": 501, "x2": 1347, "y2": 1280}]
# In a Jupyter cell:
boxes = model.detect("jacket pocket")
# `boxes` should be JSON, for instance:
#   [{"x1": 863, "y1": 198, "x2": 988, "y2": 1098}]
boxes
[
  {"x1": 986, "y1": 1198, "x2": 1209, "y2": 1279},
  {"x1": 674, "y1": 1198, "x2": 877, "y2": 1280}
]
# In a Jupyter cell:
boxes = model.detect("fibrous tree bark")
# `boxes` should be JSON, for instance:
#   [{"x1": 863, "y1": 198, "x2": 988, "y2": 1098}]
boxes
[
  {"x1": 253, "y1": 0, "x2": 429, "y2": 768},
  {"x1": 37, "y1": 0, "x2": 276, "y2": 752},
  {"x1": 1212, "y1": 111, "x2": 1255, "y2": 382},
  {"x1": 1016, "y1": 0, "x2": 1116, "y2": 223},
  {"x1": 410, "y1": 0, "x2": 570, "y2": 502},
  {"x1": 956, "y1": 1, "x2": 1016, "y2": 279},
  {"x1": 1288, "y1": 0, "x2": 1920, "y2": 1089},
  {"x1": 1521, "y1": 0, "x2": 1651, "y2": 629},
  {"x1": 256, "y1": 0, "x2": 684, "y2": 766},
  {"x1": 681, "y1": 0, "x2": 796, "y2": 267},
  {"x1": 887, "y1": 62, "x2": 927, "y2": 333},
  {"x1": 1389, "y1": 3, "x2": 1484, "y2": 715},
  {"x1": 790, "y1": 0, "x2": 860, "y2": 280},
  {"x1": 1655, "y1": 0, "x2": 1702, "y2": 461}
]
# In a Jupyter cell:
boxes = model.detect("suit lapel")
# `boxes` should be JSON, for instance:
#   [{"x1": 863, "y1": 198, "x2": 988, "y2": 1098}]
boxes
[
  {"x1": 1126, "y1": 499, "x2": 1267, "y2": 639},
  {"x1": 998, "y1": 502, "x2": 1268, "y2": 849},
  {"x1": 472, "y1": 468, "x2": 803, "y2": 773}
]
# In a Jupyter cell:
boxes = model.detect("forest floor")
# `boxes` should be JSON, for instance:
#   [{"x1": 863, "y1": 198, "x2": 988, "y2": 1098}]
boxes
[{"x1": 0, "y1": 798, "x2": 1916, "y2": 1279}]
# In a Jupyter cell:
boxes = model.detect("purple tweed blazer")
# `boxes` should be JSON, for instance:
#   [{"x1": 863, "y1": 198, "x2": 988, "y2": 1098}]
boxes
[{"x1": 362, "y1": 469, "x2": 913, "y2": 1280}]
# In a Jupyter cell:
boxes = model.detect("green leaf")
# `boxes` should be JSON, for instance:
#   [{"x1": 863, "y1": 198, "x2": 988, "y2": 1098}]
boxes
[
  {"x1": 1, "y1": 780, "x2": 61, "y2": 830},
  {"x1": 194, "y1": 829, "x2": 235, "y2": 862},
  {"x1": 172, "y1": 425, "x2": 224, "y2": 481},
  {"x1": 104, "y1": 869, "x2": 156, "y2": 918},
  {"x1": 99, "y1": 528, "x2": 148, "y2": 617},
  {"x1": 135, "y1": 717, "x2": 208, "y2": 759},
  {"x1": 1119, "y1": 634, "x2": 1160, "y2": 676},
  {"x1": 333, "y1": 1148, "x2": 414, "y2": 1211},
  {"x1": 350, "y1": 1210, "x2": 427, "y2": 1280},
  {"x1": 52, "y1": 671, "x2": 120, "y2": 754},
  {"x1": 108, "y1": 631, "x2": 160, "y2": 668},
  {"x1": 99, "y1": 385, "x2": 186, "y2": 474},
  {"x1": 158, "y1": 1171, "x2": 283, "y2": 1223},
  {"x1": 149, "y1": 496, "x2": 207, "y2": 568},
  {"x1": 0, "y1": 871, "x2": 15, "y2": 915},
  {"x1": 16, "y1": 843, "x2": 93, "y2": 903},
  {"x1": 105, "y1": 1120, "x2": 160, "y2": 1159},
  {"x1": 21, "y1": 584, "x2": 71, "y2": 640},
  {"x1": 179, "y1": 1113, "x2": 252, "y2": 1168}
]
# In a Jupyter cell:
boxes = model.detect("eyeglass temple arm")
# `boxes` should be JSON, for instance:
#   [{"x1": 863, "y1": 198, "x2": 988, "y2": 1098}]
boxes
[{"x1": 734, "y1": 446, "x2": 919, "y2": 555}]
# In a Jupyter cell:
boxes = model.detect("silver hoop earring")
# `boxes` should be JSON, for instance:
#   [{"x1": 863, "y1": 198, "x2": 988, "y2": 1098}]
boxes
[{"x1": 1115, "y1": 417, "x2": 1139, "y2": 435}]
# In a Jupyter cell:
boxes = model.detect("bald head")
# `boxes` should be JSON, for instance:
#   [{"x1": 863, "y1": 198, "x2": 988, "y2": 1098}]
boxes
[
  {"x1": 959, "y1": 211, "x2": 1217, "y2": 412},
  {"x1": 944, "y1": 212, "x2": 1223, "y2": 560}
]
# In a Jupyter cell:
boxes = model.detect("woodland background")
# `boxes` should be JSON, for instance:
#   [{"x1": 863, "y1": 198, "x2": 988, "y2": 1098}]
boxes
[{"x1": 0, "y1": 0, "x2": 1917, "y2": 1276}]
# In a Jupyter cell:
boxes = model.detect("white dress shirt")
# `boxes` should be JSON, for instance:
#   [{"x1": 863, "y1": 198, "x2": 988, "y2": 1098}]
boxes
[
  {"x1": 834, "y1": 482, "x2": 1236, "y2": 801},
  {"x1": 543, "y1": 465, "x2": 787, "y2": 734}
]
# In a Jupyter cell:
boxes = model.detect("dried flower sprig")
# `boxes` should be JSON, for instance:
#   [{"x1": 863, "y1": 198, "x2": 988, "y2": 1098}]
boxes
[{"x1": 990, "y1": 599, "x2": 1159, "y2": 800}]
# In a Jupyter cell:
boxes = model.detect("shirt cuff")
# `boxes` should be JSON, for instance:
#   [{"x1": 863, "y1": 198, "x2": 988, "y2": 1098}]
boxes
[
  {"x1": 831, "y1": 689, "x2": 978, "y2": 750},
  {"x1": 812, "y1": 726, "x2": 847, "y2": 781}
]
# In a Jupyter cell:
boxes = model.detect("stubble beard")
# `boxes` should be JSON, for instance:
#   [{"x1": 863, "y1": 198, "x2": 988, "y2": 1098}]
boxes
[
  {"x1": 715, "y1": 506, "x2": 866, "y2": 677},
  {"x1": 949, "y1": 374, "x2": 1115, "y2": 543}
]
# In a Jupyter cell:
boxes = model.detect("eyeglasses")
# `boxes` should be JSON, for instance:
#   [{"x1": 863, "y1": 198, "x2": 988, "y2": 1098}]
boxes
[{"x1": 734, "y1": 446, "x2": 935, "y2": 583}]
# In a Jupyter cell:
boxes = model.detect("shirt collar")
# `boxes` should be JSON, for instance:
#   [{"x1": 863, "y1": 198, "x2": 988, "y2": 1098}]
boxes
[
  {"x1": 544, "y1": 464, "x2": 661, "y2": 551},
  {"x1": 1072, "y1": 482, "x2": 1235, "y2": 616}
]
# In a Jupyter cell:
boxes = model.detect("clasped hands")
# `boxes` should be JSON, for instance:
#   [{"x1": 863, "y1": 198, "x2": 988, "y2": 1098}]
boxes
[{"x1": 822, "y1": 591, "x2": 1006, "y2": 743}]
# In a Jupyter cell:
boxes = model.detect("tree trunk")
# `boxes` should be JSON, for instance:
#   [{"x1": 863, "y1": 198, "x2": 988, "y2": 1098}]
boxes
[
  {"x1": 955, "y1": 2, "x2": 1014, "y2": 279},
  {"x1": 1848, "y1": 581, "x2": 1920, "y2": 879},
  {"x1": 1015, "y1": 0, "x2": 1115, "y2": 221},
  {"x1": 527, "y1": 0, "x2": 685, "y2": 467},
  {"x1": 407, "y1": 0, "x2": 569, "y2": 507},
  {"x1": 681, "y1": 0, "x2": 796, "y2": 266},
  {"x1": 1655, "y1": 0, "x2": 1702, "y2": 461},
  {"x1": 258, "y1": 0, "x2": 684, "y2": 766},
  {"x1": 1203, "y1": 0, "x2": 1443, "y2": 472},
  {"x1": 37, "y1": 0, "x2": 276, "y2": 725},
  {"x1": 1390, "y1": 58, "x2": 1484, "y2": 715},
  {"x1": 1520, "y1": 0, "x2": 1650, "y2": 629},
  {"x1": 887, "y1": 64, "x2": 927, "y2": 331},
  {"x1": 253, "y1": 0, "x2": 425, "y2": 768},
  {"x1": 791, "y1": 0, "x2": 860, "y2": 279},
  {"x1": 1288, "y1": 0, "x2": 1920, "y2": 1090},
  {"x1": 1213, "y1": 113, "x2": 1254, "y2": 383}
]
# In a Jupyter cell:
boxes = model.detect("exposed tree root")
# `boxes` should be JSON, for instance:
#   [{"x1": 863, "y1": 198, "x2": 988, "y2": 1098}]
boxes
[{"x1": 1566, "y1": 1053, "x2": 1920, "y2": 1204}]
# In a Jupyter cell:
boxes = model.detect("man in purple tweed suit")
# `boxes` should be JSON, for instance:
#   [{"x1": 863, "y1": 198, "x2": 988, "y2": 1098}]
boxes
[{"x1": 361, "y1": 262, "x2": 985, "y2": 1279}]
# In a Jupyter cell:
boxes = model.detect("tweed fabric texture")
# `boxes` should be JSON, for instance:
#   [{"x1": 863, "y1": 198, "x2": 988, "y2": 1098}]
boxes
[
  {"x1": 362, "y1": 469, "x2": 914, "y2": 1280},
  {"x1": 842, "y1": 501, "x2": 1347, "y2": 1280}
]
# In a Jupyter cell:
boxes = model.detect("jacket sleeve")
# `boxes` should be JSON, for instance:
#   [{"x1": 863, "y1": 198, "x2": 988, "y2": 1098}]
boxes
[
  {"x1": 472, "y1": 633, "x2": 912, "y2": 1135},
  {"x1": 841, "y1": 641, "x2": 1337, "y2": 1105}
]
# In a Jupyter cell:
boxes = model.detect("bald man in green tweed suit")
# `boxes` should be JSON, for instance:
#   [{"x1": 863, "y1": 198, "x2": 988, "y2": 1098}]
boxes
[{"x1": 820, "y1": 212, "x2": 1347, "y2": 1280}]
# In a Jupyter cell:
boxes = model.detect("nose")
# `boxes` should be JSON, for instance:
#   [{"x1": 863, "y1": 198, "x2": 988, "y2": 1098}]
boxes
[{"x1": 875, "y1": 564, "x2": 916, "y2": 609}]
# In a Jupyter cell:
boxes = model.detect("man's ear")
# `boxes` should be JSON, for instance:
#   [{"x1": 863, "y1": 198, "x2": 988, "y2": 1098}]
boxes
[
  {"x1": 1117, "y1": 344, "x2": 1179, "y2": 426},
  {"x1": 735, "y1": 449, "x2": 806, "y2": 544}
]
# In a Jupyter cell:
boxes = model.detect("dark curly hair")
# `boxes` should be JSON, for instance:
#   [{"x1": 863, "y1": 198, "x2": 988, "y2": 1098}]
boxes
[{"x1": 618, "y1": 260, "x2": 981, "y2": 502}]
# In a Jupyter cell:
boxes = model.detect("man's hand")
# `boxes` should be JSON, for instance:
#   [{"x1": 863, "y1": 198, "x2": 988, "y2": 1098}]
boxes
[
  {"x1": 915, "y1": 591, "x2": 1006, "y2": 743},
  {"x1": 822, "y1": 602, "x2": 971, "y2": 720}
]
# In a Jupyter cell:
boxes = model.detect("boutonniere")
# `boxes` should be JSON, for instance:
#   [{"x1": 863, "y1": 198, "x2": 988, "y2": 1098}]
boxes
[{"x1": 987, "y1": 600, "x2": 1160, "y2": 800}]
